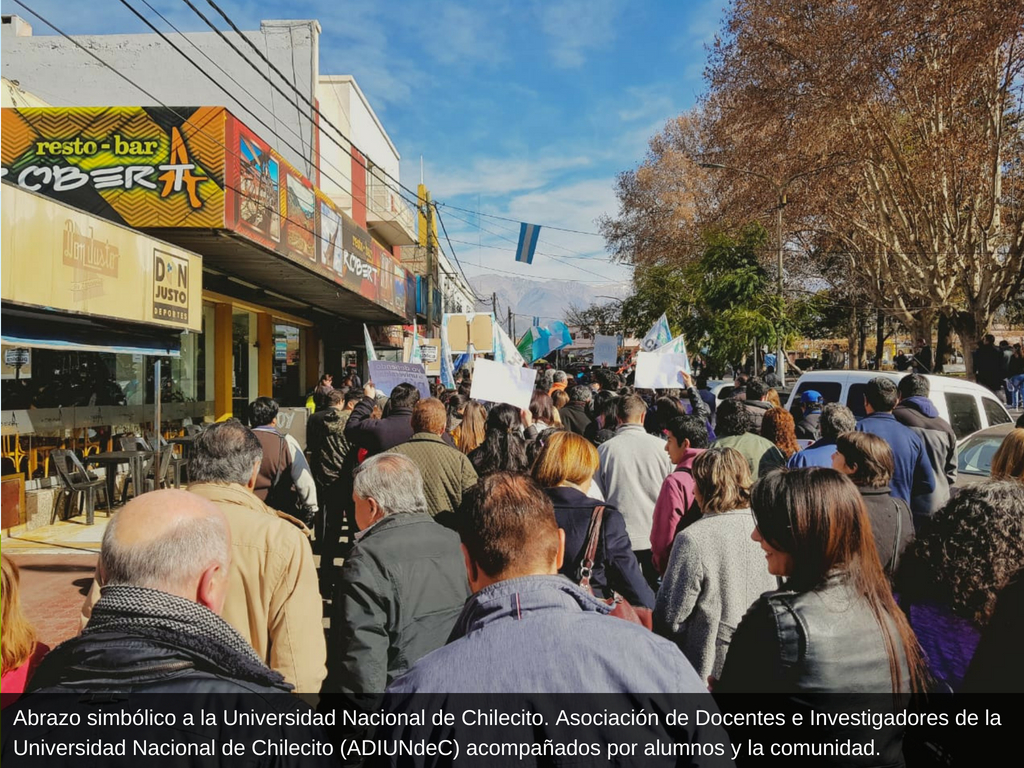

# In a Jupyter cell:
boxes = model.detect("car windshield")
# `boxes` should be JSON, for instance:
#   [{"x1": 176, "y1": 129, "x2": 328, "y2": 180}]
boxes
[{"x1": 957, "y1": 435, "x2": 1004, "y2": 476}]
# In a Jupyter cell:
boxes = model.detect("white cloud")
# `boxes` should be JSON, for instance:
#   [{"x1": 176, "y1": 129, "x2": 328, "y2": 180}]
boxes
[
  {"x1": 428, "y1": 154, "x2": 592, "y2": 198},
  {"x1": 431, "y1": 3, "x2": 507, "y2": 66},
  {"x1": 536, "y1": 0, "x2": 625, "y2": 69}
]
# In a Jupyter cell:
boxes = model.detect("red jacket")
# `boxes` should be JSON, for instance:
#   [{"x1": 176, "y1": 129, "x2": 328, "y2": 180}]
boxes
[{"x1": 650, "y1": 448, "x2": 704, "y2": 575}]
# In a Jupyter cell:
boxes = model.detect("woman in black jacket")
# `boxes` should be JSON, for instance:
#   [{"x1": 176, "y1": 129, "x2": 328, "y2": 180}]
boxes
[
  {"x1": 531, "y1": 431, "x2": 655, "y2": 609},
  {"x1": 715, "y1": 469, "x2": 927, "y2": 767},
  {"x1": 832, "y1": 431, "x2": 915, "y2": 579}
]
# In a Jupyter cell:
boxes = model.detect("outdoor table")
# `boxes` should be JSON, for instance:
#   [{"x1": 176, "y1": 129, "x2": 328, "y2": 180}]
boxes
[
  {"x1": 168, "y1": 434, "x2": 195, "y2": 460},
  {"x1": 86, "y1": 449, "x2": 154, "y2": 505}
]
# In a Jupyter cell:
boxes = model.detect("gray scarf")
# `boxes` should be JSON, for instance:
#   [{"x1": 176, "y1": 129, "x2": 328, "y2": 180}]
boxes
[{"x1": 87, "y1": 585, "x2": 285, "y2": 688}]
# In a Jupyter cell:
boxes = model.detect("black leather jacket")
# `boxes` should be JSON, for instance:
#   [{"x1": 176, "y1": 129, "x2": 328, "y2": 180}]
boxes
[
  {"x1": 5, "y1": 630, "x2": 332, "y2": 768},
  {"x1": 716, "y1": 573, "x2": 911, "y2": 766}
]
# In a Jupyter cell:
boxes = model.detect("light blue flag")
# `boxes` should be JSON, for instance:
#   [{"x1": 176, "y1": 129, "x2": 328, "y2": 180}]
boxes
[
  {"x1": 641, "y1": 313, "x2": 673, "y2": 352},
  {"x1": 363, "y1": 324, "x2": 378, "y2": 362},
  {"x1": 410, "y1": 320, "x2": 423, "y2": 364},
  {"x1": 515, "y1": 223, "x2": 541, "y2": 265},
  {"x1": 655, "y1": 334, "x2": 692, "y2": 375},
  {"x1": 439, "y1": 325, "x2": 456, "y2": 390},
  {"x1": 548, "y1": 321, "x2": 573, "y2": 351}
]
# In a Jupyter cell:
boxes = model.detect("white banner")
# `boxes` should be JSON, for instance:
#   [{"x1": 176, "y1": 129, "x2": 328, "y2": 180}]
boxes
[
  {"x1": 593, "y1": 335, "x2": 619, "y2": 367},
  {"x1": 470, "y1": 359, "x2": 538, "y2": 410},
  {"x1": 368, "y1": 360, "x2": 430, "y2": 401},
  {"x1": 634, "y1": 351, "x2": 690, "y2": 389}
]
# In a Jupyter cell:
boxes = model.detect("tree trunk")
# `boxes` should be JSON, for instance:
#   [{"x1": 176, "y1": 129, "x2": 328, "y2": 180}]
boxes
[
  {"x1": 935, "y1": 313, "x2": 952, "y2": 374},
  {"x1": 950, "y1": 310, "x2": 981, "y2": 382},
  {"x1": 847, "y1": 304, "x2": 858, "y2": 370},
  {"x1": 875, "y1": 308, "x2": 885, "y2": 370}
]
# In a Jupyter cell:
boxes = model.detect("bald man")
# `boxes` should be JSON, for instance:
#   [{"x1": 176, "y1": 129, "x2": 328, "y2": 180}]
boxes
[{"x1": 9, "y1": 491, "x2": 333, "y2": 766}]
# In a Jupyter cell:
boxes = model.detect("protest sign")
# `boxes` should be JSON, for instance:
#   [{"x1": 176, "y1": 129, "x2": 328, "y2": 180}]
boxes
[
  {"x1": 368, "y1": 360, "x2": 430, "y2": 400},
  {"x1": 470, "y1": 359, "x2": 538, "y2": 410},
  {"x1": 593, "y1": 335, "x2": 618, "y2": 367},
  {"x1": 634, "y1": 351, "x2": 690, "y2": 389}
]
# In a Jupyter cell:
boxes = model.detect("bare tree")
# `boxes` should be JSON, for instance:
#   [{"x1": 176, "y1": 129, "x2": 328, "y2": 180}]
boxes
[{"x1": 700, "y1": 0, "x2": 1024, "y2": 379}]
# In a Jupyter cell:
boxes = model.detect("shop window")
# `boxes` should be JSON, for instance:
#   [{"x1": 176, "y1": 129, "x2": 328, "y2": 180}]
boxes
[{"x1": 272, "y1": 323, "x2": 302, "y2": 406}]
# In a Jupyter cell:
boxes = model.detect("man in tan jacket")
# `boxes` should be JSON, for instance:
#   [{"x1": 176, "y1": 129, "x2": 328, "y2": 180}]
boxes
[{"x1": 84, "y1": 420, "x2": 326, "y2": 693}]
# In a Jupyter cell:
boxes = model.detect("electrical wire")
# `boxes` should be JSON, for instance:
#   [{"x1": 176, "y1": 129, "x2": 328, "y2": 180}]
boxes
[
  {"x1": 194, "y1": 0, "x2": 423, "y2": 209},
  {"x1": 133, "y1": 0, "x2": 362, "y2": 198}
]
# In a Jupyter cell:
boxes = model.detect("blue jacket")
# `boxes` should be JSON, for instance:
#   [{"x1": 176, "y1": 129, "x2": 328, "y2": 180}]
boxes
[
  {"x1": 371, "y1": 576, "x2": 733, "y2": 768},
  {"x1": 388, "y1": 575, "x2": 707, "y2": 694},
  {"x1": 856, "y1": 412, "x2": 936, "y2": 517},
  {"x1": 787, "y1": 438, "x2": 837, "y2": 469}
]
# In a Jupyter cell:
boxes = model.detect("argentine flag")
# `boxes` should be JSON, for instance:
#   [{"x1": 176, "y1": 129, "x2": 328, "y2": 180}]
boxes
[{"x1": 515, "y1": 223, "x2": 541, "y2": 265}]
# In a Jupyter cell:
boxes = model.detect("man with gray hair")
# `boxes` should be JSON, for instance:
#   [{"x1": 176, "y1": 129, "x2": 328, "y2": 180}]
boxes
[
  {"x1": 325, "y1": 453, "x2": 469, "y2": 701},
  {"x1": 11, "y1": 491, "x2": 333, "y2": 766},
  {"x1": 788, "y1": 402, "x2": 858, "y2": 468},
  {"x1": 185, "y1": 419, "x2": 326, "y2": 692},
  {"x1": 84, "y1": 420, "x2": 326, "y2": 692},
  {"x1": 560, "y1": 384, "x2": 594, "y2": 436}
]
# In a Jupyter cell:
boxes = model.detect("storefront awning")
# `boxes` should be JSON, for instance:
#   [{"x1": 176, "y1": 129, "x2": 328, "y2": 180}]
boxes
[{"x1": 1, "y1": 305, "x2": 182, "y2": 357}]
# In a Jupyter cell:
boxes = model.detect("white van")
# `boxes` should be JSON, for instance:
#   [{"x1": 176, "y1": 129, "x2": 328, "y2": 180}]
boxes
[{"x1": 782, "y1": 371, "x2": 1013, "y2": 440}]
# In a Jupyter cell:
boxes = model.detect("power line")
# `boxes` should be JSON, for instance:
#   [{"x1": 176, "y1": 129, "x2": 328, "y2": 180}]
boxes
[
  {"x1": 8, "y1": 0, "x2": 421, "y2": 315},
  {"x1": 439, "y1": 205, "x2": 617, "y2": 281},
  {"x1": 437, "y1": 201, "x2": 606, "y2": 237},
  {"x1": 114, "y1": 0, "x2": 365, "y2": 216},
  {"x1": 193, "y1": 0, "x2": 424, "y2": 210}
]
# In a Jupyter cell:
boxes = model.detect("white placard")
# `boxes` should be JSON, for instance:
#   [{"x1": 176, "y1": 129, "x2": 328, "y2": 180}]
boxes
[
  {"x1": 593, "y1": 335, "x2": 619, "y2": 367},
  {"x1": 470, "y1": 359, "x2": 538, "y2": 411},
  {"x1": 634, "y1": 351, "x2": 690, "y2": 389},
  {"x1": 368, "y1": 361, "x2": 431, "y2": 401}
]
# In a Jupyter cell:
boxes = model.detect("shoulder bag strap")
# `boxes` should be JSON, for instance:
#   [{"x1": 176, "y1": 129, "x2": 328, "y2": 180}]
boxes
[
  {"x1": 578, "y1": 505, "x2": 606, "y2": 591},
  {"x1": 889, "y1": 499, "x2": 904, "y2": 574}
]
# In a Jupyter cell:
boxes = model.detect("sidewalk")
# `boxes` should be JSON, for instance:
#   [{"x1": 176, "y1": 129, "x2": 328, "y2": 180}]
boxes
[
  {"x1": 3, "y1": 514, "x2": 106, "y2": 648},
  {"x1": 2, "y1": 512, "x2": 108, "y2": 555}
]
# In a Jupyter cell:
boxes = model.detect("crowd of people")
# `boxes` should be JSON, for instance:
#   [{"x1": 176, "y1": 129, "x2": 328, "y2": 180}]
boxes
[{"x1": 3, "y1": 363, "x2": 1024, "y2": 765}]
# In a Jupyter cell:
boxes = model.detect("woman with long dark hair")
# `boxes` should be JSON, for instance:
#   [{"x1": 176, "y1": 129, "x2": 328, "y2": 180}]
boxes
[
  {"x1": 467, "y1": 403, "x2": 530, "y2": 476},
  {"x1": 716, "y1": 467, "x2": 926, "y2": 695}
]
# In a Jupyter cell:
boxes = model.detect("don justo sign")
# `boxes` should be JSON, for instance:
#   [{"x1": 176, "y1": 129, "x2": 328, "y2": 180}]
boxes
[
  {"x1": 1, "y1": 185, "x2": 202, "y2": 332},
  {"x1": 0, "y1": 106, "x2": 226, "y2": 229}
]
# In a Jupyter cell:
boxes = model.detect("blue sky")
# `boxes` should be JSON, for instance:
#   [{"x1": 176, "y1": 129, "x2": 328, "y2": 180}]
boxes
[{"x1": 2, "y1": 0, "x2": 728, "y2": 287}]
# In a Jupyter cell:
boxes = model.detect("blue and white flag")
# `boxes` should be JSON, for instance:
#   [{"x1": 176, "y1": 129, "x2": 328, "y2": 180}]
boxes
[
  {"x1": 363, "y1": 324, "x2": 378, "y2": 362},
  {"x1": 655, "y1": 333, "x2": 691, "y2": 375},
  {"x1": 641, "y1": 313, "x2": 673, "y2": 352},
  {"x1": 439, "y1": 320, "x2": 456, "y2": 390},
  {"x1": 515, "y1": 223, "x2": 541, "y2": 265},
  {"x1": 548, "y1": 321, "x2": 573, "y2": 351},
  {"x1": 409, "y1": 320, "x2": 423, "y2": 364},
  {"x1": 495, "y1": 324, "x2": 526, "y2": 367}
]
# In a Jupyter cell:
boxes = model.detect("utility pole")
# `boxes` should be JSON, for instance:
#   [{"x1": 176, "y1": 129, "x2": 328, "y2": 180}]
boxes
[
  {"x1": 508, "y1": 306, "x2": 513, "y2": 335},
  {"x1": 492, "y1": 292, "x2": 497, "y2": 318},
  {"x1": 424, "y1": 190, "x2": 436, "y2": 337}
]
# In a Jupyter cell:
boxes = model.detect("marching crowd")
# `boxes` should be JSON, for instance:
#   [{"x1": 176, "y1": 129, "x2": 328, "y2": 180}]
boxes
[{"x1": 3, "y1": 364, "x2": 1023, "y2": 765}]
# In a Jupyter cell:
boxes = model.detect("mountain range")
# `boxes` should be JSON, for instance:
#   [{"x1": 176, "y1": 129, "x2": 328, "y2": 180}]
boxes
[{"x1": 468, "y1": 274, "x2": 629, "y2": 327}]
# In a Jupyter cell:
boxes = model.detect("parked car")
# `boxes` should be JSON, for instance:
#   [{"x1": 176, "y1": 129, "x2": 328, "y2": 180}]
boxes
[
  {"x1": 782, "y1": 371, "x2": 1013, "y2": 440},
  {"x1": 956, "y1": 423, "x2": 1017, "y2": 485}
]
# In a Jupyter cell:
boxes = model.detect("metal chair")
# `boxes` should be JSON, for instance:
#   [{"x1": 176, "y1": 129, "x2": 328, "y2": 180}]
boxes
[
  {"x1": 50, "y1": 449, "x2": 111, "y2": 525},
  {"x1": 146, "y1": 431, "x2": 186, "y2": 488},
  {"x1": 119, "y1": 435, "x2": 152, "y2": 452}
]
